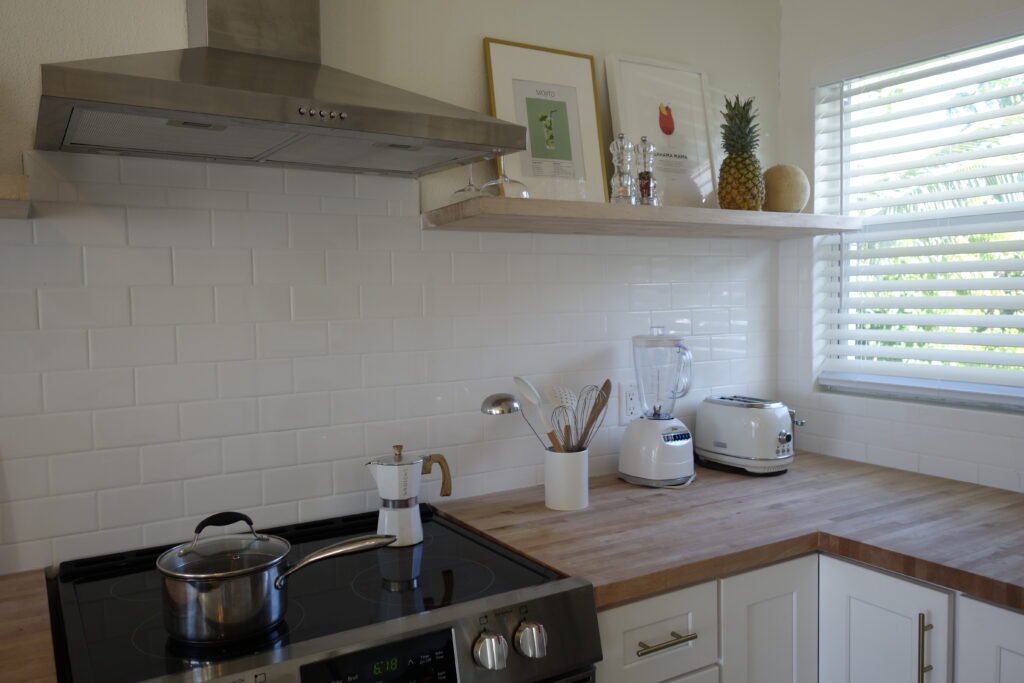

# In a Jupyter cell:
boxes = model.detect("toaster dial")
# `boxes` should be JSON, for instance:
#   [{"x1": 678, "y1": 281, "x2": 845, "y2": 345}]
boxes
[{"x1": 777, "y1": 431, "x2": 792, "y2": 444}]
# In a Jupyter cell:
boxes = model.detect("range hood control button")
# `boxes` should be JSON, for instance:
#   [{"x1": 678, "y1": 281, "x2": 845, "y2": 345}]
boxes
[
  {"x1": 297, "y1": 107, "x2": 306, "y2": 115},
  {"x1": 514, "y1": 620, "x2": 548, "y2": 659},
  {"x1": 472, "y1": 631, "x2": 509, "y2": 670}
]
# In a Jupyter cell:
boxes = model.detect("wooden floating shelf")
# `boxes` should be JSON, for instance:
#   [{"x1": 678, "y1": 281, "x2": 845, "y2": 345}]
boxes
[{"x1": 422, "y1": 197, "x2": 860, "y2": 239}]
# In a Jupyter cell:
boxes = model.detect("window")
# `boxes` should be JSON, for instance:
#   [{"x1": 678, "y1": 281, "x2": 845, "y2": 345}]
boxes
[{"x1": 814, "y1": 34, "x2": 1024, "y2": 408}]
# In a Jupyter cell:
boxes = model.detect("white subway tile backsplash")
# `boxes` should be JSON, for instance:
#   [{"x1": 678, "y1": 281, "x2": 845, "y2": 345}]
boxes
[
  {"x1": 131, "y1": 287, "x2": 215, "y2": 325},
  {"x1": 254, "y1": 249, "x2": 325, "y2": 285},
  {"x1": 52, "y1": 526, "x2": 144, "y2": 564},
  {"x1": 208, "y1": 164, "x2": 284, "y2": 193},
  {"x1": 184, "y1": 472, "x2": 262, "y2": 515},
  {"x1": 1, "y1": 493, "x2": 97, "y2": 543},
  {"x1": 259, "y1": 392, "x2": 330, "y2": 431},
  {"x1": 258, "y1": 322, "x2": 328, "y2": 358},
  {"x1": 0, "y1": 373, "x2": 42, "y2": 417},
  {"x1": 0, "y1": 329, "x2": 88, "y2": 372},
  {"x1": 50, "y1": 448, "x2": 140, "y2": 494},
  {"x1": 290, "y1": 214, "x2": 357, "y2": 249},
  {"x1": 94, "y1": 404, "x2": 179, "y2": 448},
  {"x1": 178, "y1": 323, "x2": 255, "y2": 362},
  {"x1": 8, "y1": 153, "x2": 963, "y2": 575},
  {"x1": 224, "y1": 431, "x2": 298, "y2": 472},
  {"x1": 219, "y1": 359, "x2": 293, "y2": 398},
  {"x1": 298, "y1": 425, "x2": 364, "y2": 463},
  {"x1": 136, "y1": 363, "x2": 217, "y2": 404},
  {"x1": 213, "y1": 211, "x2": 288, "y2": 247},
  {"x1": 33, "y1": 203, "x2": 126, "y2": 246},
  {"x1": 0, "y1": 290, "x2": 37, "y2": 331},
  {"x1": 120, "y1": 157, "x2": 206, "y2": 188},
  {"x1": 168, "y1": 187, "x2": 247, "y2": 210},
  {"x1": 215, "y1": 286, "x2": 290, "y2": 323},
  {"x1": 357, "y1": 216, "x2": 420, "y2": 251},
  {"x1": 174, "y1": 248, "x2": 253, "y2": 285},
  {"x1": 90, "y1": 326, "x2": 176, "y2": 368},
  {"x1": 0, "y1": 246, "x2": 82, "y2": 287},
  {"x1": 0, "y1": 458, "x2": 49, "y2": 502},
  {"x1": 327, "y1": 249, "x2": 391, "y2": 284},
  {"x1": 39, "y1": 287, "x2": 129, "y2": 329},
  {"x1": 99, "y1": 482, "x2": 184, "y2": 527},
  {"x1": 264, "y1": 463, "x2": 332, "y2": 504},
  {"x1": 44, "y1": 368, "x2": 134, "y2": 412},
  {"x1": 127, "y1": 207, "x2": 211, "y2": 247},
  {"x1": 285, "y1": 169, "x2": 355, "y2": 197},
  {"x1": 85, "y1": 247, "x2": 171, "y2": 286},
  {"x1": 180, "y1": 398, "x2": 257, "y2": 440},
  {"x1": 293, "y1": 356, "x2": 361, "y2": 392},
  {"x1": 141, "y1": 440, "x2": 221, "y2": 483},
  {"x1": 292, "y1": 285, "x2": 359, "y2": 320}
]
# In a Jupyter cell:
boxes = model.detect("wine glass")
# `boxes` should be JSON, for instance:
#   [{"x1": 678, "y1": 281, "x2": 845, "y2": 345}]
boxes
[
  {"x1": 449, "y1": 164, "x2": 483, "y2": 204},
  {"x1": 481, "y1": 156, "x2": 529, "y2": 199}
]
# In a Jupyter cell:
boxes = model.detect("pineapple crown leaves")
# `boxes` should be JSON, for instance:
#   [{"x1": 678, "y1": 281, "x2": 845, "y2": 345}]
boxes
[{"x1": 720, "y1": 95, "x2": 760, "y2": 156}]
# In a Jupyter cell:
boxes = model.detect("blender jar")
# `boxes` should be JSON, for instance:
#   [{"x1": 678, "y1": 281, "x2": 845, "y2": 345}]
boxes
[{"x1": 632, "y1": 327, "x2": 692, "y2": 419}]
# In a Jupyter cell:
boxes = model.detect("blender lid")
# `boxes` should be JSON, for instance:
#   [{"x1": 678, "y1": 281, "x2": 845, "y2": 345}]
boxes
[{"x1": 632, "y1": 326, "x2": 687, "y2": 347}]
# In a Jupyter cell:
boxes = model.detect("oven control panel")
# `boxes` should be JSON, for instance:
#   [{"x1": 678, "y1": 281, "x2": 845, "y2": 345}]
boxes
[{"x1": 299, "y1": 628, "x2": 457, "y2": 682}]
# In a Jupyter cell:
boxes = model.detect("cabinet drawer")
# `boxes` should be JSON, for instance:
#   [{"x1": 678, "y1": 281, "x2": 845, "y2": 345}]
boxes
[
  {"x1": 665, "y1": 664, "x2": 720, "y2": 682},
  {"x1": 596, "y1": 580, "x2": 718, "y2": 683}
]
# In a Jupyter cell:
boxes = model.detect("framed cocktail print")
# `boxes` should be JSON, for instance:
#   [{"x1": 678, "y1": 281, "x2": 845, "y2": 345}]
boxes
[
  {"x1": 484, "y1": 38, "x2": 608, "y2": 202},
  {"x1": 605, "y1": 54, "x2": 717, "y2": 207}
]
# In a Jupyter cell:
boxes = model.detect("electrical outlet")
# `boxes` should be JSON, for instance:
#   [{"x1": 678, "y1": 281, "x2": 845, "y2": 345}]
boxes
[{"x1": 619, "y1": 382, "x2": 642, "y2": 425}]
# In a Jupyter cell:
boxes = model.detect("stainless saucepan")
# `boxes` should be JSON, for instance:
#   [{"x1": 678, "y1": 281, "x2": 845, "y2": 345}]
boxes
[{"x1": 156, "y1": 511, "x2": 395, "y2": 643}]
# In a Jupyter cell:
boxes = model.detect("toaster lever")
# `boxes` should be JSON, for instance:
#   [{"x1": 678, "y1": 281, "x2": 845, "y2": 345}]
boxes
[{"x1": 789, "y1": 409, "x2": 806, "y2": 427}]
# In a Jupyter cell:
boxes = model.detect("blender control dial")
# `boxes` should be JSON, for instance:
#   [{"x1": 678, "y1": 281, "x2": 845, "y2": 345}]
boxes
[
  {"x1": 472, "y1": 631, "x2": 509, "y2": 670},
  {"x1": 514, "y1": 620, "x2": 549, "y2": 659}
]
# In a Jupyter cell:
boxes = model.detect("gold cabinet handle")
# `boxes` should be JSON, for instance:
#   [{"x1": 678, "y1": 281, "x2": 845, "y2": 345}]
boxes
[
  {"x1": 918, "y1": 612, "x2": 934, "y2": 683},
  {"x1": 637, "y1": 630, "x2": 698, "y2": 657}
]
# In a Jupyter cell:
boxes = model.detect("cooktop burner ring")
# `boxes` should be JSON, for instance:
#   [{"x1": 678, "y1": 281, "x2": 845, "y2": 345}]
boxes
[
  {"x1": 349, "y1": 555, "x2": 496, "y2": 607},
  {"x1": 129, "y1": 601, "x2": 306, "y2": 663}
]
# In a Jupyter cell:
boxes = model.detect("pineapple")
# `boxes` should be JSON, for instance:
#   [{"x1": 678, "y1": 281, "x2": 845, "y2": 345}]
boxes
[{"x1": 717, "y1": 96, "x2": 765, "y2": 211}]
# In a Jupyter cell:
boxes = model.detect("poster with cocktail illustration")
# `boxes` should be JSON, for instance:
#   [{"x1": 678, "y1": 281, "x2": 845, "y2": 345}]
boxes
[
  {"x1": 512, "y1": 80, "x2": 585, "y2": 181},
  {"x1": 605, "y1": 54, "x2": 718, "y2": 207}
]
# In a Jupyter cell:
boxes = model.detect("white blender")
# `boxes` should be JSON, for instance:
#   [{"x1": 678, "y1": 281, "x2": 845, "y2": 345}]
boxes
[
  {"x1": 618, "y1": 327, "x2": 696, "y2": 487},
  {"x1": 366, "y1": 445, "x2": 452, "y2": 546}
]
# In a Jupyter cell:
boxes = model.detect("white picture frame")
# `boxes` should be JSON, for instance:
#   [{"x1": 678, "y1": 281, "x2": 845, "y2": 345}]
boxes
[
  {"x1": 485, "y1": 38, "x2": 608, "y2": 202},
  {"x1": 605, "y1": 54, "x2": 718, "y2": 208}
]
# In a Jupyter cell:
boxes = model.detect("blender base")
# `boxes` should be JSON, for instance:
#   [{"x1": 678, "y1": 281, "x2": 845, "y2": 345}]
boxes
[{"x1": 618, "y1": 471, "x2": 697, "y2": 488}]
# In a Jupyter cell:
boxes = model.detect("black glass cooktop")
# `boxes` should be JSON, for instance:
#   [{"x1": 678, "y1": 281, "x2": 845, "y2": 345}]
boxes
[{"x1": 48, "y1": 508, "x2": 558, "y2": 683}]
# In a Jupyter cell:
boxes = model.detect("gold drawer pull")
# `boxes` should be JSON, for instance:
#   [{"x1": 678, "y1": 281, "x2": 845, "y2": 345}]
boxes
[
  {"x1": 637, "y1": 630, "x2": 698, "y2": 657},
  {"x1": 918, "y1": 612, "x2": 934, "y2": 682}
]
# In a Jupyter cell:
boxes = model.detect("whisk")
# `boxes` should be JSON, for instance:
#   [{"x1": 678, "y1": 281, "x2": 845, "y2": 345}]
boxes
[
  {"x1": 550, "y1": 404, "x2": 579, "y2": 453},
  {"x1": 574, "y1": 383, "x2": 609, "y2": 449}
]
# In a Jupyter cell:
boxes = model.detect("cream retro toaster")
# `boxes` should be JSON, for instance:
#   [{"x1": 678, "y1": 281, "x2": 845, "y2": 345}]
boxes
[{"x1": 694, "y1": 395, "x2": 804, "y2": 475}]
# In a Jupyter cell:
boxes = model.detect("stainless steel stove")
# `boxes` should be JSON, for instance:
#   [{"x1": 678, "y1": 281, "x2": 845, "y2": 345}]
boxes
[{"x1": 47, "y1": 508, "x2": 601, "y2": 682}]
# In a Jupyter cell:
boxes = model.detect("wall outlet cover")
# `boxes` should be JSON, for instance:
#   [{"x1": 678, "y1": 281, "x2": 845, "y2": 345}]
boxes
[{"x1": 619, "y1": 382, "x2": 641, "y2": 425}]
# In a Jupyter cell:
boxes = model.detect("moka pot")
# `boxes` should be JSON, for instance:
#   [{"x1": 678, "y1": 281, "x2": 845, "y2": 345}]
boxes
[{"x1": 366, "y1": 445, "x2": 452, "y2": 546}]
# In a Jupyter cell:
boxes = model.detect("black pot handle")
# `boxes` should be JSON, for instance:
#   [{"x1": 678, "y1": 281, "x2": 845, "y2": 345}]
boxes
[{"x1": 194, "y1": 511, "x2": 255, "y2": 536}]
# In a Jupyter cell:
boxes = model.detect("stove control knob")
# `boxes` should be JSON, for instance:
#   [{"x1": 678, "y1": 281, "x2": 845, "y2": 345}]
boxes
[
  {"x1": 472, "y1": 631, "x2": 509, "y2": 670},
  {"x1": 514, "y1": 620, "x2": 548, "y2": 659}
]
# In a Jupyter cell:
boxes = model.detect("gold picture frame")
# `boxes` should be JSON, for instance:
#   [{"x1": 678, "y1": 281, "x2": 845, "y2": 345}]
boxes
[{"x1": 484, "y1": 38, "x2": 608, "y2": 202}]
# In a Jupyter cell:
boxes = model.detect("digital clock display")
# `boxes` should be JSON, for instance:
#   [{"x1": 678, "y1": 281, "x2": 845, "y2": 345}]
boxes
[{"x1": 300, "y1": 628, "x2": 457, "y2": 682}]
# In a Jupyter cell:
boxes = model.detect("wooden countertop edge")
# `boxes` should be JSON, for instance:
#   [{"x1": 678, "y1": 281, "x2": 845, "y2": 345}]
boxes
[{"x1": 1, "y1": 570, "x2": 57, "y2": 683}]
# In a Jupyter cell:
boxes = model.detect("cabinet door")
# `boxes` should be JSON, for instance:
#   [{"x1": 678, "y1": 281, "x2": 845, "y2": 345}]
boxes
[
  {"x1": 665, "y1": 664, "x2": 721, "y2": 682},
  {"x1": 956, "y1": 596, "x2": 1024, "y2": 681},
  {"x1": 720, "y1": 554, "x2": 818, "y2": 683},
  {"x1": 596, "y1": 580, "x2": 718, "y2": 683},
  {"x1": 819, "y1": 555, "x2": 951, "y2": 683}
]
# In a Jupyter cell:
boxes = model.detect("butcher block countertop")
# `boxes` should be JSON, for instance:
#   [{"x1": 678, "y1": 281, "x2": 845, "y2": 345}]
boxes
[
  {"x1": 436, "y1": 452, "x2": 1024, "y2": 610},
  {"x1": 6, "y1": 452, "x2": 1024, "y2": 682}
]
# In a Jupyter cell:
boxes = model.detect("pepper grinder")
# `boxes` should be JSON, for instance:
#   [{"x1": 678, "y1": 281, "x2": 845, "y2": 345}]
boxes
[
  {"x1": 638, "y1": 136, "x2": 660, "y2": 206},
  {"x1": 609, "y1": 133, "x2": 638, "y2": 204}
]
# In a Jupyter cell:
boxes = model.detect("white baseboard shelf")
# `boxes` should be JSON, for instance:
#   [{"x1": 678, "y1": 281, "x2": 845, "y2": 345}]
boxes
[{"x1": 422, "y1": 197, "x2": 860, "y2": 239}]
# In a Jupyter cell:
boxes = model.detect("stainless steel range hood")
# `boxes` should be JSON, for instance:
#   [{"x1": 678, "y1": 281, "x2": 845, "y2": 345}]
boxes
[{"x1": 34, "y1": 0, "x2": 525, "y2": 177}]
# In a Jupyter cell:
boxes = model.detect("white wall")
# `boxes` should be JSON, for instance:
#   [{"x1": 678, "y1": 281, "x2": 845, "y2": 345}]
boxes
[
  {"x1": 776, "y1": 1, "x2": 1024, "y2": 491},
  {"x1": 0, "y1": 0, "x2": 187, "y2": 175}
]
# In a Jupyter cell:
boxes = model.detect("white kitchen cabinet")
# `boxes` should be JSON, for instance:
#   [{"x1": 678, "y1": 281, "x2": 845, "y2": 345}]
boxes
[
  {"x1": 719, "y1": 554, "x2": 818, "y2": 683},
  {"x1": 956, "y1": 596, "x2": 1024, "y2": 681},
  {"x1": 596, "y1": 580, "x2": 718, "y2": 683},
  {"x1": 819, "y1": 555, "x2": 952, "y2": 683},
  {"x1": 665, "y1": 664, "x2": 721, "y2": 682}
]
